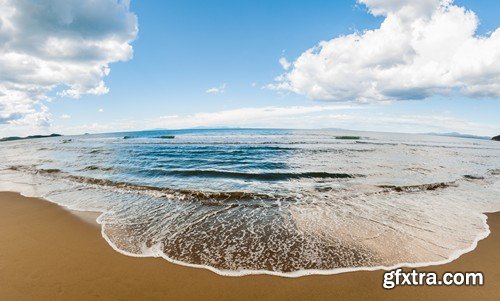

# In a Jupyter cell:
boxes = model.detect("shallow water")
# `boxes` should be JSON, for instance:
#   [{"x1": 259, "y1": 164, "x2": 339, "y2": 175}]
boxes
[{"x1": 1, "y1": 128, "x2": 499, "y2": 276}]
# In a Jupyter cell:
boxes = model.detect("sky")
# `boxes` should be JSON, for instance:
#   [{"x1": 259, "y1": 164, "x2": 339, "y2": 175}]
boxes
[{"x1": 0, "y1": 0, "x2": 500, "y2": 137}]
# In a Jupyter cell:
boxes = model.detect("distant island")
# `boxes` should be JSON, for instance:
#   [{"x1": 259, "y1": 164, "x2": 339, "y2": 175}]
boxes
[
  {"x1": 492, "y1": 135, "x2": 500, "y2": 141},
  {"x1": 0, "y1": 133, "x2": 62, "y2": 142},
  {"x1": 427, "y1": 132, "x2": 490, "y2": 140}
]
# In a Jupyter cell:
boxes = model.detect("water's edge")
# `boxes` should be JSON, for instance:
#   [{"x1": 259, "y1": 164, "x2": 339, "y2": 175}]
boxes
[{"x1": 2, "y1": 187, "x2": 496, "y2": 278}]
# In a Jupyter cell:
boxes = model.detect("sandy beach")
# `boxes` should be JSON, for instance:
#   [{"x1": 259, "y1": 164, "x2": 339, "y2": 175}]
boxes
[{"x1": 0, "y1": 191, "x2": 498, "y2": 300}]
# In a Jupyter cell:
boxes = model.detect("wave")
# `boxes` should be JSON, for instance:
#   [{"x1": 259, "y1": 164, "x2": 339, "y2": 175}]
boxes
[
  {"x1": 68, "y1": 175, "x2": 285, "y2": 206},
  {"x1": 88, "y1": 149, "x2": 111, "y2": 154},
  {"x1": 41, "y1": 168, "x2": 62, "y2": 174},
  {"x1": 7, "y1": 165, "x2": 329, "y2": 201},
  {"x1": 490, "y1": 169, "x2": 500, "y2": 176},
  {"x1": 6, "y1": 165, "x2": 356, "y2": 205},
  {"x1": 82, "y1": 165, "x2": 113, "y2": 172},
  {"x1": 147, "y1": 169, "x2": 357, "y2": 181},
  {"x1": 377, "y1": 181, "x2": 457, "y2": 192},
  {"x1": 8, "y1": 165, "x2": 489, "y2": 200},
  {"x1": 463, "y1": 175, "x2": 485, "y2": 180},
  {"x1": 8, "y1": 166, "x2": 63, "y2": 174}
]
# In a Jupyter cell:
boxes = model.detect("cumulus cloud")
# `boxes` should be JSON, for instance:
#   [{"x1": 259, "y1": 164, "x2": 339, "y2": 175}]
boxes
[
  {"x1": 0, "y1": 0, "x2": 137, "y2": 129},
  {"x1": 206, "y1": 83, "x2": 226, "y2": 94},
  {"x1": 279, "y1": 57, "x2": 291, "y2": 70},
  {"x1": 270, "y1": 0, "x2": 500, "y2": 102}
]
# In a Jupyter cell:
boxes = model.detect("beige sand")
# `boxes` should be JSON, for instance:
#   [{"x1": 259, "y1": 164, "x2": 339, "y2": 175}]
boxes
[{"x1": 0, "y1": 191, "x2": 498, "y2": 300}]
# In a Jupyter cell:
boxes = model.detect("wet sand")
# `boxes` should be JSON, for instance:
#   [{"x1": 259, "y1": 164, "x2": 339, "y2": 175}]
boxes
[{"x1": 0, "y1": 191, "x2": 498, "y2": 300}]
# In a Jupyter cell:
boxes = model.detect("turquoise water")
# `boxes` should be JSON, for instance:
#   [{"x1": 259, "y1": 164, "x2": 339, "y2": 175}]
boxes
[{"x1": 1, "y1": 129, "x2": 499, "y2": 276}]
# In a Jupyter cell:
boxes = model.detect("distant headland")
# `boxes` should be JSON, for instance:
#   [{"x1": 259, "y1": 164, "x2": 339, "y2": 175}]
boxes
[
  {"x1": 492, "y1": 135, "x2": 500, "y2": 141},
  {"x1": 0, "y1": 133, "x2": 62, "y2": 142}
]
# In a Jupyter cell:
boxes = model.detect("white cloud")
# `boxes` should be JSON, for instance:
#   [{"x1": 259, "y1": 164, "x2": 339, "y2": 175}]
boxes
[
  {"x1": 206, "y1": 83, "x2": 226, "y2": 94},
  {"x1": 0, "y1": 0, "x2": 137, "y2": 131},
  {"x1": 270, "y1": 0, "x2": 500, "y2": 102},
  {"x1": 60, "y1": 114, "x2": 71, "y2": 119},
  {"x1": 98, "y1": 108, "x2": 104, "y2": 113},
  {"x1": 152, "y1": 104, "x2": 363, "y2": 129},
  {"x1": 360, "y1": 0, "x2": 449, "y2": 17},
  {"x1": 279, "y1": 57, "x2": 291, "y2": 70},
  {"x1": 50, "y1": 119, "x2": 140, "y2": 135}
]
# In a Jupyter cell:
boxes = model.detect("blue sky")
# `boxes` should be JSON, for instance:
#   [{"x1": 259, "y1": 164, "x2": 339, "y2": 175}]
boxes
[
  {"x1": 1, "y1": 0, "x2": 500, "y2": 136},
  {"x1": 49, "y1": 1, "x2": 384, "y2": 122}
]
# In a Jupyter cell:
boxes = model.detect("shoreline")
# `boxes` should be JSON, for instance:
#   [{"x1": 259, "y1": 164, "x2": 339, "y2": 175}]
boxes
[
  {"x1": 6, "y1": 188, "x2": 496, "y2": 279},
  {"x1": 1, "y1": 191, "x2": 499, "y2": 300},
  {"x1": 99, "y1": 211, "x2": 493, "y2": 279},
  {"x1": 37, "y1": 194, "x2": 500, "y2": 279},
  {"x1": 70, "y1": 209, "x2": 101, "y2": 227}
]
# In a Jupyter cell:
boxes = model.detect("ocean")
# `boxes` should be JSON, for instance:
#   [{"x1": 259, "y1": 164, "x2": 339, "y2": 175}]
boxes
[{"x1": 1, "y1": 128, "x2": 499, "y2": 276}]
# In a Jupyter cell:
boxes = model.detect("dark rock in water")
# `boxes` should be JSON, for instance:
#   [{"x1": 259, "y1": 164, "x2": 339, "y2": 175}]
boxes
[
  {"x1": 123, "y1": 136, "x2": 134, "y2": 139},
  {"x1": 335, "y1": 136, "x2": 360, "y2": 140},
  {"x1": 492, "y1": 135, "x2": 500, "y2": 141}
]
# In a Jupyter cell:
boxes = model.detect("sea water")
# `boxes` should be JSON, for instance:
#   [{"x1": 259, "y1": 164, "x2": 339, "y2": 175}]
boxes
[{"x1": 0, "y1": 129, "x2": 499, "y2": 276}]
